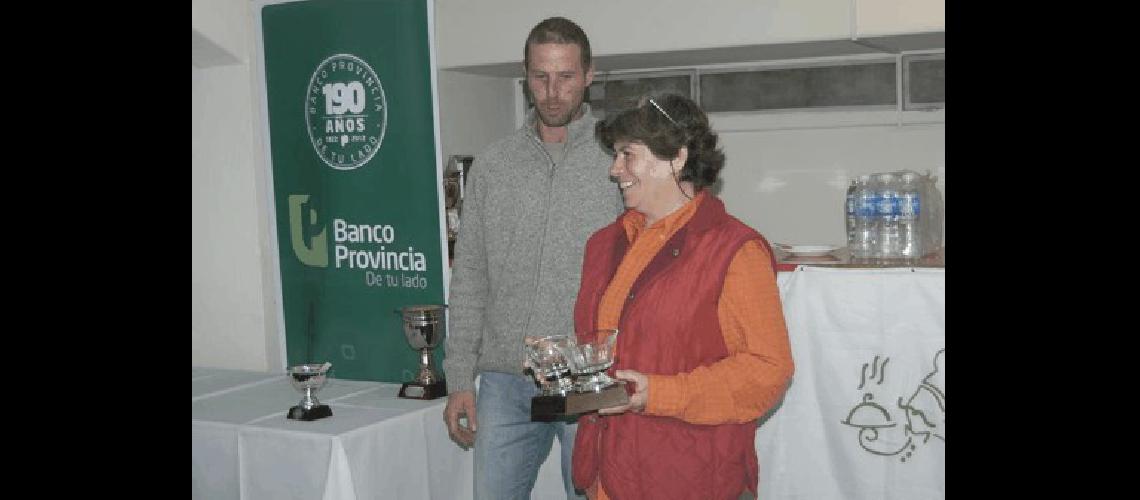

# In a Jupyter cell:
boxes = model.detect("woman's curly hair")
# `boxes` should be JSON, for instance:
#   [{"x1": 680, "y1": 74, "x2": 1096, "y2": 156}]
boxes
[{"x1": 595, "y1": 93, "x2": 725, "y2": 190}]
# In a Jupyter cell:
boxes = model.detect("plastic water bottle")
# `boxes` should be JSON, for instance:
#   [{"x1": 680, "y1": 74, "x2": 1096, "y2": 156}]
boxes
[
  {"x1": 845, "y1": 178, "x2": 859, "y2": 250},
  {"x1": 853, "y1": 175, "x2": 877, "y2": 259},
  {"x1": 898, "y1": 172, "x2": 922, "y2": 260},
  {"x1": 875, "y1": 173, "x2": 900, "y2": 259}
]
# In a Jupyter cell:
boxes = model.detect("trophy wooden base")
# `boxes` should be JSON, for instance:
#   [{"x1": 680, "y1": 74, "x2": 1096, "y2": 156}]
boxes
[
  {"x1": 531, "y1": 382, "x2": 630, "y2": 421},
  {"x1": 286, "y1": 404, "x2": 333, "y2": 421},
  {"x1": 399, "y1": 379, "x2": 447, "y2": 400}
]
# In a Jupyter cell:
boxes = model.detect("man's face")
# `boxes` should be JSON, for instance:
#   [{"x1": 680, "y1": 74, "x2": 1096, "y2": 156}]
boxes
[{"x1": 525, "y1": 43, "x2": 595, "y2": 128}]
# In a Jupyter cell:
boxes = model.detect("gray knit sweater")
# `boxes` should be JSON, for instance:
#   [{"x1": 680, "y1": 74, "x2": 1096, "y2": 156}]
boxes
[{"x1": 443, "y1": 104, "x2": 624, "y2": 393}]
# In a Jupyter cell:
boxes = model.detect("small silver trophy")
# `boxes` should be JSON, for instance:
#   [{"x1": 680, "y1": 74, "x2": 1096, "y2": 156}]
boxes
[
  {"x1": 397, "y1": 304, "x2": 448, "y2": 399},
  {"x1": 286, "y1": 362, "x2": 333, "y2": 421},
  {"x1": 527, "y1": 329, "x2": 629, "y2": 421}
]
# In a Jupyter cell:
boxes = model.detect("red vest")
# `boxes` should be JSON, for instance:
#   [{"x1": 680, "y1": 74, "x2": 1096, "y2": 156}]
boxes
[{"x1": 572, "y1": 195, "x2": 775, "y2": 500}]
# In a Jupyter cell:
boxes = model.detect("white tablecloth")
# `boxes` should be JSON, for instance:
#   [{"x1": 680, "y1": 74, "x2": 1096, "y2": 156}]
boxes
[
  {"x1": 194, "y1": 266, "x2": 944, "y2": 500},
  {"x1": 191, "y1": 368, "x2": 567, "y2": 500},
  {"x1": 758, "y1": 266, "x2": 945, "y2": 499}
]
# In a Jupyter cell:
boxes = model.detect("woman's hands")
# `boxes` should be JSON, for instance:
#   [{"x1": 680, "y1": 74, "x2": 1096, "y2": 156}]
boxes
[{"x1": 598, "y1": 369, "x2": 649, "y2": 415}]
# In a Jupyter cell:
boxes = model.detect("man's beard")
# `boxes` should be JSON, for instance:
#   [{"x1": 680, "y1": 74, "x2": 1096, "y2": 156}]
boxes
[{"x1": 536, "y1": 98, "x2": 582, "y2": 128}]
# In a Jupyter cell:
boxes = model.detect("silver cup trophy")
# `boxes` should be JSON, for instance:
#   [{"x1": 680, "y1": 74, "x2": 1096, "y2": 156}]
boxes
[
  {"x1": 397, "y1": 304, "x2": 448, "y2": 399},
  {"x1": 286, "y1": 362, "x2": 333, "y2": 421},
  {"x1": 527, "y1": 329, "x2": 629, "y2": 421}
]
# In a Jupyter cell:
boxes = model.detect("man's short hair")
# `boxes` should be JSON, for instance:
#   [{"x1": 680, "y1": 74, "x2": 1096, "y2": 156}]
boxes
[{"x1": 524, "y1": 17, "x2": 592, "y2": 71}]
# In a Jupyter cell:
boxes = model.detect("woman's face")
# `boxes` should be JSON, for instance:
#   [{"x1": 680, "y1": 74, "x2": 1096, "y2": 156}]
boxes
[{"x1": 609, "y1": 140, "x2": 681, "y2": 218}]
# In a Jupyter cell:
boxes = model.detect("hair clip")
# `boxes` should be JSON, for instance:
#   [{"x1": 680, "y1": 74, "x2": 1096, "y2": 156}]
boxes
[{"x1": 647, "y1": 98, "x2": 678, "y2": 126}]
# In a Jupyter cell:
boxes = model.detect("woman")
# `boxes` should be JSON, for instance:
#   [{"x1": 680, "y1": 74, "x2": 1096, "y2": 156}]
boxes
[{"x1": 571, "y1": 94, "x2": 794, "y2": 500}]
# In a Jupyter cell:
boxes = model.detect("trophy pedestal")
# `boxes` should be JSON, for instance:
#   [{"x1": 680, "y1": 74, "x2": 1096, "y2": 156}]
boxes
[
  {"x1": 287, "y1": 404, "x2": 333, "y2": 421},
  {"x1": 531, "y1": 381, "x2": 630, "y2": 421},
  {"x1": 399, "y1": 379, "x2": 447, "y2": 400}
]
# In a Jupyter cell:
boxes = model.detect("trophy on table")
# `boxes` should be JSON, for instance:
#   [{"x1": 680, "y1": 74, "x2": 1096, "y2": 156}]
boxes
[
  {"x1": 286, "y1": 362, "x2": 333, "y2": 421},
  {"x1": 396, "y1": 304, "x2": 448, "y2": 399},
  {"x1": 527, "y1": 329, "x2": 630, "y2": 421}
]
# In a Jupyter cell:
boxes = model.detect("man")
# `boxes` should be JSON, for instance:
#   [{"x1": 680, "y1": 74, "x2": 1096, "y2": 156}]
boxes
[{"x1": 442, "y1": 16, "x2": 624, "y2": 500}]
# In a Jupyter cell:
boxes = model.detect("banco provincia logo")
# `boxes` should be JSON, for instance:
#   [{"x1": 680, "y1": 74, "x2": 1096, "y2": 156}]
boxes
[
  {"x1": 305, "y1": 54, "x2": 388, "y2": 171},
  {"x1": 288, "y1": 194, "x2": 328, "y2": 268}
]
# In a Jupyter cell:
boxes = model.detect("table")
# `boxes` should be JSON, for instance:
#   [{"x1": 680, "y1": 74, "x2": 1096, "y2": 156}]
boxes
[
  {"x1": 195, "y1": 266, "x2": 944, "y2": 500},
  {"x1": 192, "y1": 368, "x2": 567, "y2": 500},
  {"x1": 772, "y1": 246, "x2": 946, "y2": 273},
  {"x1": 759, "y1": 266, "x2": 945, "y2": 499}
]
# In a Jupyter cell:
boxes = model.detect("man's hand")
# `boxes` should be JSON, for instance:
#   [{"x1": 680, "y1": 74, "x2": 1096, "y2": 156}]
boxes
[
  {"x1": 443, "y1": 390, "x2": 478, "y2": 448},
  {"x1": 597, "y1": 369, "x2": 648, "y2": 415}
]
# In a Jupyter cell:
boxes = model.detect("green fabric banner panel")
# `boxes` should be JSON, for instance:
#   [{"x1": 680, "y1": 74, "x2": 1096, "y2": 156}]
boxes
[{"x1": 260, "y1": 0, "x2": 445, "y2": 383}]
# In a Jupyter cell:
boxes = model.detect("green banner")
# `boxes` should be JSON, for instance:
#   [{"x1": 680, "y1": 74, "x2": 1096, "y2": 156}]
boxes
[{"x1": 260, "y1": 0, "x2": 445, "y2": 383}]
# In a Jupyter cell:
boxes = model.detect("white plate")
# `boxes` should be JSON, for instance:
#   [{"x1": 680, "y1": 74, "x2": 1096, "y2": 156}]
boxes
[{"x1": 776, "y1": 244, "x2": 840, "y2": 257}]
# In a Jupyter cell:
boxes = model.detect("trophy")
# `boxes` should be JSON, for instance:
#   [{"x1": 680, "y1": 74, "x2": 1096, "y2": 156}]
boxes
[
  {"x1": 525, "y1": 334, "x2": 577, "y2": 395},
  {"x1": 286, "y1": 362, "x2": 333, "y2": 421},
  {"x1": 528, "y1": 329, "x2": 630, "y2": 421},
  {"x1": 397, "y1": 304, "x2": 448, "y2": 399}
]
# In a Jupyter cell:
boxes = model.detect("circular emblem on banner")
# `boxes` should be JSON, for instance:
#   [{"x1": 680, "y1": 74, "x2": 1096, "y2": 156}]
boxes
[{"x1": 305, "y1": 54, "x2": 388, "y2": 170}]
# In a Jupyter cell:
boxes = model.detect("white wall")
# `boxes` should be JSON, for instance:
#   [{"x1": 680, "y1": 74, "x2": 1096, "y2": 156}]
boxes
[
  {"x1": 857, "y1": 0, "x2": 945, "y2": 36},
  {"x1": 435, "y1": 0, "x2": 944, "y2": 69},
  {"x1": 435, "y1": 0, "x2": 853, "y2": 68},
  {"x1": 713, "y1": 114, "x2": 945, "y2": 246},
  {"x1": 192, "y1": 0, "x2": 249, "y2": 63},
  {"x1": 436, "y1": 70, "x2": 517, "y2": 158},
  {"x1": 193, "y1": 0, "x2": 283, "y2": 372},
  {"x1": 192, "y1": 62, "x2": 278, "y2": 371}
]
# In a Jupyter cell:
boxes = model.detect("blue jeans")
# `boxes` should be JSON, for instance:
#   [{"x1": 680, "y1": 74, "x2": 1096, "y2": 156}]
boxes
[{"x1": 474, "y1": 371, "x2": 585, "y2": 500}]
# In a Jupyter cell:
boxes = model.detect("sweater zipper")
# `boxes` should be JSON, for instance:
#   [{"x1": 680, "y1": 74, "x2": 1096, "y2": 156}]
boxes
[{"x1": 520, "y1": 130, "x2": 562, "y2": 342}]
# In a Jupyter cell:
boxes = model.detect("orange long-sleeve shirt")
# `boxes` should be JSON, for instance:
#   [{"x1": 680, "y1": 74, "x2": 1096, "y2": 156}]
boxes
[{"x1": 589, "y1": 192, "x2": 794, "y2": 500}]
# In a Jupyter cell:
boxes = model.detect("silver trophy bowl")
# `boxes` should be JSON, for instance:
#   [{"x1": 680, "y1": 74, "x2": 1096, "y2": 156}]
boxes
[
  {"x1": 401, "y1": 305, "x2": 445, "y2": 350},
  {"x1": 288, "y1": 363, "x2": 330, "y2": 410}
]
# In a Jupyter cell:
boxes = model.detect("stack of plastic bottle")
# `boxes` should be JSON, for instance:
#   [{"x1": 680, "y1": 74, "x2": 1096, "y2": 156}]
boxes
[
  {"x1": 845, "y1": 170, "x2": 943, "y2": 262},
  {"x1": 849, "y1": 175, "x2": 877, "y2": 259},
  {"x1": 897, "y1": 172, "x2": 922, "y2": 259}
]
